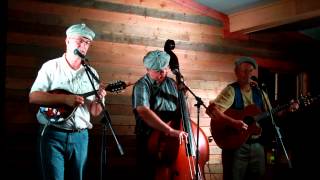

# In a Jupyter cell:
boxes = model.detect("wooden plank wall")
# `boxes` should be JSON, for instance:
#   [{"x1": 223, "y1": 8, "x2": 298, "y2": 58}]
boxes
[{"x1": 5, "y1": 0, "x2": 302, "y2": 179}]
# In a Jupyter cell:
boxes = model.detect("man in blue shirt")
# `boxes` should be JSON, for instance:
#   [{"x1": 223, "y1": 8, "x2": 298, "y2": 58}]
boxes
[
  {"x1": 206, "y1": 57, "x2": 299, "y2": 180},
  {"x1": 132, "y1": 50, "x2": 188, "y2": 180}
]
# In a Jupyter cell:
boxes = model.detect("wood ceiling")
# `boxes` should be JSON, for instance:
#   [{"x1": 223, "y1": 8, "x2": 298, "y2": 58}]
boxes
[{"x1": 186, "y1": 0, "x2": 320, "y2": 38}]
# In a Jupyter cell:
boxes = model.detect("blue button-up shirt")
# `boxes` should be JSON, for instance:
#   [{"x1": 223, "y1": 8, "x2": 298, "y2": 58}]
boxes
[{"x1": 132, "y1": 74, "x2": 179, "y2": 136}]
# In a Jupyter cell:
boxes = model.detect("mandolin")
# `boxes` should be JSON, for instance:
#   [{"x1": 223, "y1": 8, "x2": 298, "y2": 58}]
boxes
[{"x1": 39, "y1": 80, "x2": 131, "y2": 123}]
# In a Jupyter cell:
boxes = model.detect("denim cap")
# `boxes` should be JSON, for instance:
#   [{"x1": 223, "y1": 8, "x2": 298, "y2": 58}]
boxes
[
  {"x1": 66, "y1": 23, "x2": 95, "y2": 40},
  {"x1": 235, "y1": 56, "x2": 257, "y2": 69},
  {"x1": 143, "y1": 50, "x2": 170, "y2": 71}
]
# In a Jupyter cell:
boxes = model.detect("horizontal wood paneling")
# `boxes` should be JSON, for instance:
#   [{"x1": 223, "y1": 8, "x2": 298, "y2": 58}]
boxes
[
  {"x1": 97, "y1": 0, "x2": 205, "y2": 15},
  {"x1": 42, "y1": 0, "x2": 224, "y2": 26},
  {"x1": 7, "y1": 27, "x2": 295, "y2": 63},
  {"x1": 8, "y1": 1, "x2": 223, "y2": 41}
]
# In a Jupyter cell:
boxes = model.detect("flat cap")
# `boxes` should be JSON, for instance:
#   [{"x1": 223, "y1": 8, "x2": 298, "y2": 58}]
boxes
[
  {"x1": 143, "y1": 50, "x2": 170, "y2": 71},
  {"x1": 66, "y1": 23, "x2": 95, "y2": 40},
  {"x1": 235, "y1": 56, "x2": 257, "y2": 69}
]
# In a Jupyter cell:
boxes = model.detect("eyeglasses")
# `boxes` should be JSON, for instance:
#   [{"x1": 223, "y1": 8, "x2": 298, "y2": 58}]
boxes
[
  {"x1": 69, "y1": 37, "x2": 91, "y2": 46},
  {"x1": 150, "y1": 67, "x2": 169, "y2": 74}
]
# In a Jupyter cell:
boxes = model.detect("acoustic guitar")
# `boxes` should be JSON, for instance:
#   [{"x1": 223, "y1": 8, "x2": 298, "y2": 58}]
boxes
[
  {"x1": 39, "y1": 80, "x2": 131, "y2": 123},
  {"x1": 210, "y1": 94, "x2": 317, "y2": 150}
]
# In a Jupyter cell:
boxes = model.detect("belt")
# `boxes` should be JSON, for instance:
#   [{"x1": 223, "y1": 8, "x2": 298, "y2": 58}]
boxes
[{"x1": 48, "y1": 125, "x2": 87, "y2": 133}]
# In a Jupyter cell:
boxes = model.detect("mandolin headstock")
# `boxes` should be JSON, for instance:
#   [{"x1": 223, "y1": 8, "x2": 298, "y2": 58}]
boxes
[{"x1": 105, "y1": 80, "x2": 133, "y2": 93}]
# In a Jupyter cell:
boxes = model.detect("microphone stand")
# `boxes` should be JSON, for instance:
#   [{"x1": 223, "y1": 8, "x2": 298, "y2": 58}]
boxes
[
  {"x1": 174, "y1": 70, "x2": 208, "y2": 180},
  {"x1": 256, "y1": 84, "x2": 292, "y2": 168},
  {"x1": 80, "y1": 59, "x2": 124, "y2": 180}
]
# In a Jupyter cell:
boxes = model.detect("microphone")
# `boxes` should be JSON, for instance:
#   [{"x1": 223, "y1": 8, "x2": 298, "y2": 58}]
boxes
[
  {"x1": 250, "y1": 76, "x2": 266, "y2": 88},
  {"x1": 250, "y1": 76, "x2": 259, "y2": 83},
  {"x1": 171, "y1": 68, "x2": 180, "y2": 76},
  {"x1": 74, "y1": 49, "x2": 88, "y2": 60}
]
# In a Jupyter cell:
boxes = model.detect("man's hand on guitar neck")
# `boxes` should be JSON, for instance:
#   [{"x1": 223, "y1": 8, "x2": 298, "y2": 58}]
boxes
[
  {"x1": 289, "y1": 99, "x2": 299, "y2": 112},
  {"x1": 277, "y1": 99, "x2": 299, "y2": 116},
  {"x1": 90, "y1": 84, "x2": 107, "y2": 116},
  {"x1": 97, "y1": 83, "x2": 107, "y2": 99}
]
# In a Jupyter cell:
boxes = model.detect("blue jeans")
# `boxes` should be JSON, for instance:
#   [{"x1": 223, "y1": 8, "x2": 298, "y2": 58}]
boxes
[
  {"x1": 38, "y1": 126, "x2": 89, "y2": 180},
  {"x1": 222, "y1": 143, "x2": 265, "y2": 180}
]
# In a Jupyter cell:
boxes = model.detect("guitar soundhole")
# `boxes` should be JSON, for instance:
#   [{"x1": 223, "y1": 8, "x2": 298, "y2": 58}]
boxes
[{"x1": 243, "y1": 116, "x2": 254, "y2": 125}]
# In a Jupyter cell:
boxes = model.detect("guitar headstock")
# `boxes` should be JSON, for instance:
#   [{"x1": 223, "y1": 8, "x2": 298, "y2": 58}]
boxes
[
  {"x1": 298, "y1": 93, "x2": 320, "y2": 109},
  {"x1": 105, "y1": 80, "x2": 132, "y2": 93}
]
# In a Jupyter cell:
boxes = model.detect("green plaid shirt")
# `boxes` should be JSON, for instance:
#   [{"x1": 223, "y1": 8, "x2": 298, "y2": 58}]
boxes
[{"x1": 132, "y1": 74, "x2": 179, "y2": 136}]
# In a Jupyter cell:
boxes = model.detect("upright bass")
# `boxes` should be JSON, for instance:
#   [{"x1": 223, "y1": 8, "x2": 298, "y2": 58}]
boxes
[{"x1": 148, "y1": 39, "x2": 209, "y2": 180}]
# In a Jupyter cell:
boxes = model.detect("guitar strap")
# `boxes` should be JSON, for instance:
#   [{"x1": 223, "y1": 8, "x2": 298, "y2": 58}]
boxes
[{"x1": 83, "y1": 63, "x2": 100, "y2": 84}]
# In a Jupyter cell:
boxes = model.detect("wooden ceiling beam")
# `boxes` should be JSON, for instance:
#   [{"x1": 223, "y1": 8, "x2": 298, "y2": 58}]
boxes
[
  {"x1": 170, "y1": 0, "x2": 228, "y2": 23},
  {"x1": 229, "y1": 0, "x2": 320, "y2": 34}
]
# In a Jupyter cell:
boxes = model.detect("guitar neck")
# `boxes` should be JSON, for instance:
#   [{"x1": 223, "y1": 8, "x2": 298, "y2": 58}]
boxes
[
  {"x1": 255, "y1": 103, "x2": 290, "y2": 122},
  {"x1": 77, "y1": 80, "x2": 127, "y2": 98}
]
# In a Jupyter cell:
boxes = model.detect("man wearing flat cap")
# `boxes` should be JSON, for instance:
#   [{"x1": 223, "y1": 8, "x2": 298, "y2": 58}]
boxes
[
  {"x1": 204, "y1": 56, "x2": 267, "y2": 180},
  {"x1": 206, "y1": 56, "x2": 298, "y2": 180},
  {"x1": 132, "y1": 50, "x2": 188, "y2": 180},
  {"x1": 29, "y1": 23, "x2": 106, "y2": 180}
]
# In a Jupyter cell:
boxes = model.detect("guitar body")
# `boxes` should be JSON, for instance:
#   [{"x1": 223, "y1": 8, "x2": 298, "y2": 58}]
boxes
[
  {"x1": 209, "y1": 94, "x2": 318, "y2": 149},
  {"x1": 210, "y1": 105, "x2": 262, "y2": 150}
]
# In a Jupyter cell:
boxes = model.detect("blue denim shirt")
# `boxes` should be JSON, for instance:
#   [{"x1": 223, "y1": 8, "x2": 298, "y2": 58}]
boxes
[{"x1": 132, "y1": 74, "x2": 179, "y2": 136}]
